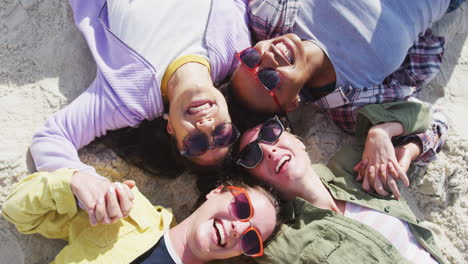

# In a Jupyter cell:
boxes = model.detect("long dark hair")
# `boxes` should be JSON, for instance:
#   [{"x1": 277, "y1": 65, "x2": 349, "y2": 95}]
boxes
[{"x1": 102, "y1": 115, "x2": 226, "y2": 192}]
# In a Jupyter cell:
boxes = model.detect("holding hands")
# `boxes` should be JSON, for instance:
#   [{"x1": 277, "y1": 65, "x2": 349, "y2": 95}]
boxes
[
  {"x1": 354, "y1": 122, "x2": 420, "y2": 199},
  {"x1": 71, "y1": 171, "x2": 135, "y2": 225}
]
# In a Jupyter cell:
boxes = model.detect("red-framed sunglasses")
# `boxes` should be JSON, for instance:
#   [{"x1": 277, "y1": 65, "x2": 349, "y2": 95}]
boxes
[
  {"x1": 227, "y1": 186, "x2": 264, "y2": 257},
  {"x1": 236, "y1": 47, "x2": 284, "y2": 113}
]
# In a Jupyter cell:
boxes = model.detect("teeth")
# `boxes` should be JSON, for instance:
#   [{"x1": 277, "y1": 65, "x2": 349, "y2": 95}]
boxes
[
  {"x1": 215, "y1": 221, "x2": 226, "y2": 246},
  {"x1": 188, "y1": 102, "x2": 211, "y2": 114},
  {"x1": 276, "y1": 156, "x2": 291, "y2": 173},
  {"x1": 275, "y1": 42, "x2": 292, "y2": 63}
]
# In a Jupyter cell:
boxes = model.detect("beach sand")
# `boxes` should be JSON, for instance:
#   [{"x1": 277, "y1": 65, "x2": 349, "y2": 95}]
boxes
[{"x1": 0, "y1": 1, "x2": 466, "y2": 263}]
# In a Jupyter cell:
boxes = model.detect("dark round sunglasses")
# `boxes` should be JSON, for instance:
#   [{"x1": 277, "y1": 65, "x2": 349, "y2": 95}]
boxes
[
  {"x1": 227, "y1": 186, "x2": 264, "y2": 257},
  {"x1": 181, "y1": 123, "x2": 240, "y2": 157},
  {"x1": 237, "y1": 47, "x2": 283, "y2": 111},
  {"x1": 236, "y1": 116, "x2": 284, "y2": 168}
]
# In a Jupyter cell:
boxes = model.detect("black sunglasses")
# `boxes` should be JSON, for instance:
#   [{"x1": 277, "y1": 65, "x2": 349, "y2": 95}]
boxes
[
  {"x1": 181, "y1": 123, "x2": 240, "y2": 157},
  {"x1": 236, "y1": 116, "x2": 284, "y2": 168}
]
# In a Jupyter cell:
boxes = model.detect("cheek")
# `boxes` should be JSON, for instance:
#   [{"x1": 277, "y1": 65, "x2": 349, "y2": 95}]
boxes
[{"x1": 250, "y1": 164, "x2": 276, "y2": 185}]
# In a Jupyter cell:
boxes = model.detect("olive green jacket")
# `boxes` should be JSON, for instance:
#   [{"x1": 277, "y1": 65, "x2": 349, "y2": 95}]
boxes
[{"x1": 226, "y1": 102, "x2": 446, "y2": 264}]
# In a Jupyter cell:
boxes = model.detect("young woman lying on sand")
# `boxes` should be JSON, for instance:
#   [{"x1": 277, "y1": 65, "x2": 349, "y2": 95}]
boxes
[
  {"x1": 231, "y1": 0, "x2": 458, "y2": 198},
  {"x1": 30, "y1": 0, "x2": 253, "y2": 225},
  {"x1": 2, "y1": 169, "x2": 281, "y2": 264},
  {"x1": 231, "y1": 101, "x2": 447, "y2": 263}
]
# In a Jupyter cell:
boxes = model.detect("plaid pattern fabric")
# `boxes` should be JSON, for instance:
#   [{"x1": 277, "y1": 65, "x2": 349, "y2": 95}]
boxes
[
  {"x1": 314, "y1": 30, "x2": 447, "y2": 162},
  {"x1": 248, "y1": 0, "x2": 448, "y2": 162},
  {"x1": 248, "y1": 0, "x2": 299, "y2": 41},
  {"x1": 316, "y1": 29, "x2": 445, "y2": 133}
]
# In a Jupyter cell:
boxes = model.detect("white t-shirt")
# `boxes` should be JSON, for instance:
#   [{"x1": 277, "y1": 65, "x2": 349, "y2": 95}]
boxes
[
  {"x1": 107, "y1": 0, "x2": 212, "y2": 86},
  {"x1": 345, "y1": 202, "x2": 438, "y2": 263}
]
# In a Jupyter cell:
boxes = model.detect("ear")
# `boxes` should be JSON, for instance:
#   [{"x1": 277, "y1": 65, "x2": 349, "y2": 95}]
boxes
[
  {"x1": 206, "y1": 185, "x2": 224, "y2": 200},
  {"x1": 165, "y1": 114, "x2": 174, "y2": 135},
  {"x1": 295, "y1": 137, "x2": 306, "y2": 151},
  {"x1": 284, "y1": 95, "x2": 301, "y2": 112}
]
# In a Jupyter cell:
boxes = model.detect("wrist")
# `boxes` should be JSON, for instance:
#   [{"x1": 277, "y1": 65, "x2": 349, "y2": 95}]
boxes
[
  {"x1": 402, "y1": 141, "x2": 422, "y2": 160},
  {"x1": 369, "y1": 122, "x2": 404, "y2": 138}
]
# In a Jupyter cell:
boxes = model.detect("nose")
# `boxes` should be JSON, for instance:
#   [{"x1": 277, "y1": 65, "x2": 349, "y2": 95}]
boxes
[
  {"x1": 231, "y1": 220, "x2": 252, "y2": 239},
  {"x1": 258, "y1": 49, "x2": 280, "y2": 69},
  {"x1": 195, "y1": 118, "x2": 214, "y2": 133},
  {"x1": 260, "y1": 142, "x2": 277, "y2": 160}
]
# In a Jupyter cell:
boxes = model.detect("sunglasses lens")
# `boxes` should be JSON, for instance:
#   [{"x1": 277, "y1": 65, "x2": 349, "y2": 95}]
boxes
[
  {"x1": 183, "y1": 133, "x2": 209, "y2": 156},
  {"x1": 260, "y1": 119, "x2": 283, "y2": 142},
  {"x1": 241, "y1": 230, "x2": 262, "y2": 256},
  {"x1": 213, "y1": 123, "x2": 239, "y2": 148},
  {"x1": 229, "y1": 193, "x2": 252, "y2": 220},
  {"x1": 238, "y1": 143, "x2": 262, "y2": 168},
  {"x1": 258, "y1": 69, "x2": 281, "y2": 91},
  {"x1": 240, "y1": 48, "x2": 261, "y2": 68}
]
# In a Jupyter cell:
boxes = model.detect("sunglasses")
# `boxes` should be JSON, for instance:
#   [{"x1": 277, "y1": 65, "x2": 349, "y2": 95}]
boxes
[
  {"x1": 236, "y1": 116, "x2": 284, "y2": 168},
  {"x1": 227, "y1": 186, "x2": 264, "y2": 257},
  {"x1": 181, "y1": 123, "x2": 240, "y2": 157},
  {"x1": 237, "y1": 47, "x2": 283, "y2": 112}
]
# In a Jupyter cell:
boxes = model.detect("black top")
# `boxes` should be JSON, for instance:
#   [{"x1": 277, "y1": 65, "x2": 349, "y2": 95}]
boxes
[{"x1": 131, "y1": 236, "x2": 177, "y2": 264}]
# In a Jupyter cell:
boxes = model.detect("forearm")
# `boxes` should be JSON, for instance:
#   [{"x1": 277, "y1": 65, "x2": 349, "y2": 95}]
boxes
[
  {"x1": 394, "y1": 108, "x2": 449, "y2": 163},
  {"x1": 355, "y1": 101, "x2": 432, "y2": 140},
  {"x1": 2, "y1": 169, "x2": 78, "y2": 239},
  {"x1": 30, "y1": 77, "x2": 134, "y2": 178}
]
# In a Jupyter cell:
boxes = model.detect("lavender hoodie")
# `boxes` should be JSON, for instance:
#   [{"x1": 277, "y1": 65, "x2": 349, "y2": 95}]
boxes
[{"x1": 30, "y1": 0, "x2": 251, "y2": 176}]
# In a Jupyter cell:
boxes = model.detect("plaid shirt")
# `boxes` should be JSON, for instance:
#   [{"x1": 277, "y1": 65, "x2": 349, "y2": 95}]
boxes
[{"x1": 248, "y1": 0, "x2": 449, "y2": 163}]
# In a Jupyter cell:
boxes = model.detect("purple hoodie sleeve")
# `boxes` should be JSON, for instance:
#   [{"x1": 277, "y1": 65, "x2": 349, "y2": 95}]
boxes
[
  {"x1": 30, "y1": 0, "x2": 164, "y2": 177},
  {"x1": 30, "y1": 73, "x2": 141, "y2": 177}
]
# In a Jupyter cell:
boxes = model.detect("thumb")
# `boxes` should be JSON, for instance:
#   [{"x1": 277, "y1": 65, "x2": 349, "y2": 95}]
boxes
[{"x1": 123, "y1": 180, "x2": 136, "y2": 189}]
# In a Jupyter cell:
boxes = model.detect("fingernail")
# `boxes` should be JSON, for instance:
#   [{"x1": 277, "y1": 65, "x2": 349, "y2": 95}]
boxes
[
  {"x1": 109, "y1": 186, "x2": 115, "y2": 195},
  {"x1": 98, "y1": 198, "x2": 104, "y2": 204},
  {"x1": 116, "y1": 183, "x2": 123, "y2": 190}
]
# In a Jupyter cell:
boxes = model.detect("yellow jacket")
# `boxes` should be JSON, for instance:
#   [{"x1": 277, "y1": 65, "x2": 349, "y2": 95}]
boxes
[{"x1": 2, "y1": 169, "x2": 175, "y2": 264}]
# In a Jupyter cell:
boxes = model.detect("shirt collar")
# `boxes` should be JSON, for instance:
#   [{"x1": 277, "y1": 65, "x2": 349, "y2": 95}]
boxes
[{"x1": 164, "y1": 232, "x2": 184, "y2": 264}]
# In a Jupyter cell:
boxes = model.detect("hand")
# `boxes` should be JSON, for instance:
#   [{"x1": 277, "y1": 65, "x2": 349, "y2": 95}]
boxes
[
  {"x1": 354, "y1": 122, "x2": 407, "y2": 199},
  {"x1": 70, "y1": 172, "x2": 134, "y2": 225},
  {"x1": 394, "y1": 141, "x2": 422, "y2": 176}
]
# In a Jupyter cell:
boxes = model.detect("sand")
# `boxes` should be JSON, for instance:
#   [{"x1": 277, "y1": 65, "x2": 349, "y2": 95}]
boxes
[{"x1": 0, "y1": 1, "x2": 466, "y2": 263}]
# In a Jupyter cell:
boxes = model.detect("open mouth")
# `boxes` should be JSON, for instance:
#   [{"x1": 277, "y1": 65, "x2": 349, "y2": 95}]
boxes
[
  {"x1": 276, "y1": 155, "x2": 291, "y2": 174},
  {"x1": 274, "y1": 41, "x2": 294, "y2": 64},
  {"x1": 213, "y1": 218, "x2": 227, "y2": 247},
  {"x1": 187, "y1": 100, "x2": 214, "y2": 115}
]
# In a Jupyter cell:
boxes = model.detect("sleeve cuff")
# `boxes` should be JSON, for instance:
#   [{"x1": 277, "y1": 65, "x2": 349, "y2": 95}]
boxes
[{"x1": 49, "y1": 169, "x2": 78, "y2": 215}]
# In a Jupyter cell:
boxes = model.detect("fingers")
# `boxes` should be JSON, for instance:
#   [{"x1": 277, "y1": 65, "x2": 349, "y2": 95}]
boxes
[
  {"x1": 87, "y1": 207, "x2": 98, "y2": 226},
  {"x1": 353, "y1": 161, "x2": 362, "y2": 172},
  {"x1": 94, "y1": 197, "x2": 108, "y2": 224},
  {"x1": 122, "y1": 181, "x2": 135, "y2": 201},
  {"x1": 378, "y1": 163, "x2": 388, "y2": 184},
  {"x1": 366, "y1": 165, "x2": 376, "y2": 190},
  {"x1": 123, "y1": 180, "x2": 136, "y2": 190},
  {"x1": 362, "y1": 168, "x2": 370, "y2": 192},
  {"x1": 106, "y1": 186, "x2": 123, "y2": 222},
  {"x1": 394, "y1": 162, "x2": 410, "y2": 187},
  {"x1": 115, "y1": 183, "x2": 133, "y2": 217},
  {"x1": 371, "y1": 167, "x2": 389, "y2": 197},
  {"x1": 386, "y1": 176, "x2": 400, "y2": 200},
  {"x1": 357, "y1": 159, "x2": 369, "y2": 182}
]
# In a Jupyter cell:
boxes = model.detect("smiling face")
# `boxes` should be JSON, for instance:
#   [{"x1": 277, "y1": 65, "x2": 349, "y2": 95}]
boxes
[
  {"x1": 239, "y1": 126, "x2": 309, "y2": 192},
  {"x1": 188, "y1": 186, "x2": 277, "y2": 261},
  {"x1": 167, "y1": 82, "x2": 234, "y2": 166},
  {"x1": 232, "y1": 33, "x2": 311, "y2": 113}
]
